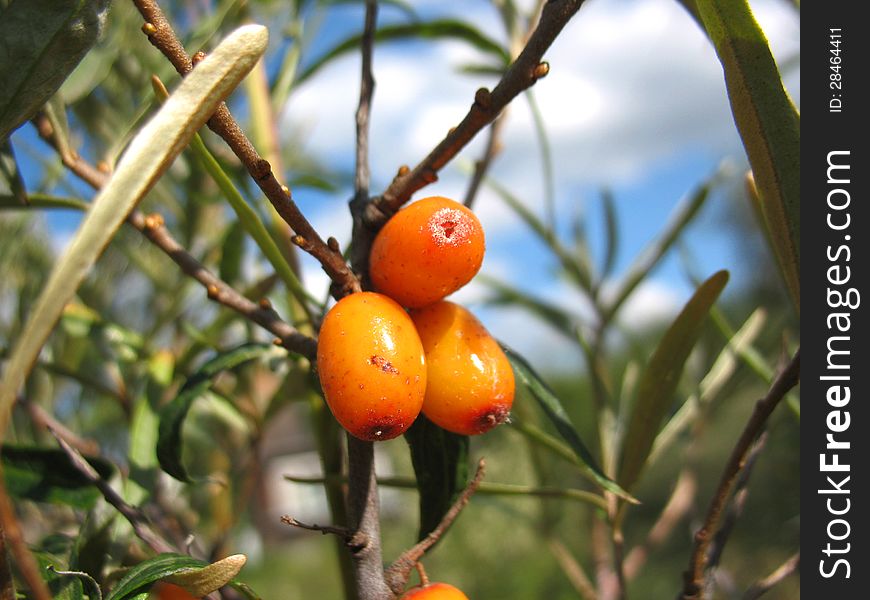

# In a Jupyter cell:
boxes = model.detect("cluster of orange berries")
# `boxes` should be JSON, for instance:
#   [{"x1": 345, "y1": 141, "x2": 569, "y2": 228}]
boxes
[{"x1": 317, "y1": 196, "x2": 515, "y2": 442}]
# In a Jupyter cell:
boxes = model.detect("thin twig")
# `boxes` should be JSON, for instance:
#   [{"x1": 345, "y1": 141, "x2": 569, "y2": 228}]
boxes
[
  {"x1": 132, "y1": 0, "x2": 360, "y2": 297},
  {"x1": 280, "y1": 516, "x2": 352, "y2": 539},
  {"x1": 680, "y1": 349, "x2": 800, "y2": 600},
  {"x1": 50, "y1": 429, "x2": 176, "y2": 555},
  {"x1": 548, "y1": 538, "x2": 598, "y2": 600},
  {"x1": 348, "y1": 0, "x2": 380, "y2": 283},
  {"x1": 366, "y1": 0, "x2": 585, "y2": 226},
  {"x1": 31, "y1": 113, "x2": 317, "y2": 361},
  {"x1": 705, "y1": 433, "x2": 768, "y2": 574},
  {"x1": 0, "y1": 476, "x2": 53, "y2": 600},
  {"x1": 624, "y1": 470, "x2": 698, "y2": 580},
  {"x1": 21, "y1": 397, "x2": 100, "y2": 455},
  {"x1": 384, "y1": 459, "x2": 486, "y2": 595},
  {"x1": 742, "y1": 552, "x2": 799, "y2": 600},
  {"x1": 0, "y1": 526, "x2": 13, "y2": 600}
]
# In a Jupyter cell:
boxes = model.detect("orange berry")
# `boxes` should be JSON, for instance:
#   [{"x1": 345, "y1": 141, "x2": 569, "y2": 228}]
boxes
[
  {"x1": 410, "y1": 301, "x2": 514, "y2": 436},
  {"x1": 401, "y1": 582, "x2": 470, "y2": 600},
  {"x1": 151, "y1": 583, "x2": 199, "y2": 600},
  {"x1": 317, "y1": 292, "x2": 427, "y2": 441},
  {"x1": 369, "y1": 196, "x2": 485, "y2": 308}
]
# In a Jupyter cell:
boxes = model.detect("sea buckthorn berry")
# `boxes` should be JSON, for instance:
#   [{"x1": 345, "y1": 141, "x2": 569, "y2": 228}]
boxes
[
  {"x1": 400, "y1": 582, "x2": 470, "y2": 600},
  {"x1": 150, "y1": 583, "x2": 199, "y2": 600},
  {"x1": 317, "y1": 292, "x2": 427, "y2": 441},
  {"x1": 410, "y1": 301, "x2": 514, "y2": 436},
  {"x1": 369, "y1": 196, "x2": 485, "y2": 308}
]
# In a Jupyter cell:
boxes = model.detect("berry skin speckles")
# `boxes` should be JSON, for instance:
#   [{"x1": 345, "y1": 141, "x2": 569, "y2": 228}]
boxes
[
  {"x1": 369, "y1": 196, "x2": 485, "y2": 308},
  {"x1": 317, "y1": 292, "x2": 427, "y2": 441}
]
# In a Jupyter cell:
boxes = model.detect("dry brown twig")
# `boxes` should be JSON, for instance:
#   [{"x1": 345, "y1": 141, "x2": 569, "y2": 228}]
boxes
[
  {"x1": 0, "y1": 477, "x2": 53, "y2": 600},
  {"x1": 742, "y1": 552, "x2": 799, "y2": 600}
]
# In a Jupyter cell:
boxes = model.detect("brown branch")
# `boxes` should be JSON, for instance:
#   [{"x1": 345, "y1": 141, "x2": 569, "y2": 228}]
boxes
[
  {"x1": 348, "y1": 0, "x2": 380, "y2": 282},
  {"x1": 384, "y1": 458, "x2": 486, "y2": 595},
  {"x1": 624, "y1": 470, "x2": 697, "y2": 580},
  {"x1": 31, "y1": 114, "x2": 317, "y2": 361},
  {"x1": 50, "y1": 430, "x2": 176, "y2": 555},
  {"x1": 346, "y1": 436, "x2": 394, "y2": 600},
  {"x1": 548, "y1": 538, "x2": 598, "y2": 600},
  {"x1": 366, "y1": 0, "x2": 584, "y2": 227},
  {"x1": 705, "y1": 433, "x2": 768, "y2": 573},
  {"x1": 742, "y1": 552, "x2": 799, "y2": 600},
  {"x1": 0, "y1": 475, "x2": 53, "y2": 600},
  {"x1": 132, "y1": 0, "x2": 360, "y2": 298},
  {"x1": 680, "y1": 349, "x2": 800, "y2": 600}
]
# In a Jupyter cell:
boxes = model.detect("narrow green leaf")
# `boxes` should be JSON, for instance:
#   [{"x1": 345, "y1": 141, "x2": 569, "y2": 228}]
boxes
[
  {"x1": 481, "y1": 276, "x2": 577, "y2": 342},
  {"x1": 157, "y1": 343, "x2": 275, "y2": 482},
  {"x1": 404, "y1": 414, "x2": 469, "y2": 541},
  {"x1": 603, "y1": 177, "x2": 711, "y2": 324},
  {"x1": 219, "y1": 220, "x2": 247, "y2": 285},
  {"x1": 488, "y1": 177, "x2": 592, "y2": 291},
  {"x1": 502, "y1": 346, "x2": 636, "y2": 502},
  {"x1": 617, "y1": 270, "x2": 729, "y2": 494},
  {"x1": 1, "y1": 445, "x2": 114, "y2": 509},
  {"x1": 600, "y1": 189, "x2": 619, "y2": 281},
  {"x1": 0, "y1": 192, "x2": 88, "y2": 211},
  {"x1": 105, "y1": 553, "x2": 258, "y2": 600},
  {"x1": 296, "y1": 20, "x2": 509, "y2": 86},
  {"x1": 0, "y1": 25, "x2": 269, "y2": 443},
  {"x1": 695, "y1": 0, "x2": 800, "y2": 312},
  {"x1": 0, "y1": 140, "x2": 26, "y2": 205},
  {"x1": 0, "y1": 0, "x2": 110, "y2": 142}
]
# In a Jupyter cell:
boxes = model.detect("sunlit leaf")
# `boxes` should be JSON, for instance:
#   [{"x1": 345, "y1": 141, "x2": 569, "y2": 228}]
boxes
[
  {"x1": 0, "y1": 0, "x2": 110, "y2": 142},
  {"x1": 1, "y1": 445, "x2": 114, "y2": 509},
  {"x1": 617, "y1": 270, "x2": 729, "y2": 494},
  {"x1": 404, "y1": 414, "x2": 469, "y2": 541},
  {"x1": 694, "y1": 0, "x2": 800, "y2": 312},
  {"x1": 157, "y1": 343, "x2": 275, "y2": 482},
  {"x1": 0, "y1": 24, "x2": 269, "y2": 442},
  {"x1": 503, "y1": 346, "x2": 636, "y2": 502}
]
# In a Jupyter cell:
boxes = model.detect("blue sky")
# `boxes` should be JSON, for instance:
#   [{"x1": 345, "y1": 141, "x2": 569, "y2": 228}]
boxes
[{"x1": 8, "y1": 0, "x2": 800, "y2": 371}]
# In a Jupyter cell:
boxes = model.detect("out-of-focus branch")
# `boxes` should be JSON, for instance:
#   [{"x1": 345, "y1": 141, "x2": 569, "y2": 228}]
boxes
[
  {"x1": 680, "y1": 349, "x2": 800, "y2": 599},
  {"x1": 31, "y1": 113, "x2": 317, "y2": 361},
  {"x1": 463, "y1": 113, "x2": 506, "y2": 209},
  {"x1": 549, "y1": 538, "x2": 598, "y2": 600},
  {"x1": 132, "y1": 0, "x2": 360, "y2": 298},
  {"x1": 349, "y1": 0, "x2": 379, "y2": 282},
  {"x1": 742, "y1": 552, "x2": 799, "y2": 600}
]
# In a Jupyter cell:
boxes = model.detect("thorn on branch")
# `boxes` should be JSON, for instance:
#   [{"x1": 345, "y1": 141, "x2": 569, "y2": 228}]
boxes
[{"x1": 327, "y1": 237, "x2": 341, "y2": 253}]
